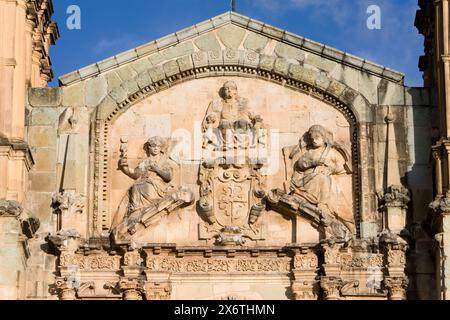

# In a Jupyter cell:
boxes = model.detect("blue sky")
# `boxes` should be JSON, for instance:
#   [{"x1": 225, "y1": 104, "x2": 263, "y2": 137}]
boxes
[{"x1": 50, "y1": 0, "x2": 424, "y2": 87}]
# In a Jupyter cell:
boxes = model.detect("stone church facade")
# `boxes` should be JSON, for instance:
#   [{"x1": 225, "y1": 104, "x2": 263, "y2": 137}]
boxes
[{"x1": 0, "y1": 0, "x2": 447, "y2": 300}]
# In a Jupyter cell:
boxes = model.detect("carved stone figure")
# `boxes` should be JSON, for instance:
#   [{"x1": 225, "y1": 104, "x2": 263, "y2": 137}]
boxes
[
  {"x1": 111, "y1": 136, "x2": 194, "y2": 241},
  {"x1": 198, "y1": 81, "x2": 267, "y2": 245},
  {"x1": 201, "y1": 81, "x2": 264, "y2": 152},
  {"x1": 268, "y1": 125, "x2": 355, "y2": 242}
]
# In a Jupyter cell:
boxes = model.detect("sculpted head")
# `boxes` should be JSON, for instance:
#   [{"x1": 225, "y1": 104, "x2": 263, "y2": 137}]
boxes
[
  {"x1": 306, "y1": 125, "x2": 333, "y2": 149},
  {"x1": 220, "y1": 81, "x2": 238, "y2": 100},
  {"x1": 144, "y1": 136, "x2": 167, "y2": 156}
]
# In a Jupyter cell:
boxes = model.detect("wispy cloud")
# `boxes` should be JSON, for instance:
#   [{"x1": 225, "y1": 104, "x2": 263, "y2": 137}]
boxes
[{"x1": 93, "y1": 34, "x2": 145, "y2": 56}]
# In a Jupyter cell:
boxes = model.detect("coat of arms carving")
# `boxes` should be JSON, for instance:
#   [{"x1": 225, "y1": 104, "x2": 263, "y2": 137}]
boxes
[{"x1": 198, "y1": 81, "x2": 268, "y2": 245}]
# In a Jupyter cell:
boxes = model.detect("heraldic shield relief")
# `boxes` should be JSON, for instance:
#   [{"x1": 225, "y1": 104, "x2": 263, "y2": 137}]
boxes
[{"x1": 198, "y1": 81, "x2": 267, "y2": 245}]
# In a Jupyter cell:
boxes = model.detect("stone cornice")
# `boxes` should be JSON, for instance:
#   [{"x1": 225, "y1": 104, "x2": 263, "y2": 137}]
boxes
[
  {"x1": 59, "y1": 12, "x2": 404, "y2": 86},
  {"x1": 0, "y1": 137, "x2": 35, "y2": 169}
]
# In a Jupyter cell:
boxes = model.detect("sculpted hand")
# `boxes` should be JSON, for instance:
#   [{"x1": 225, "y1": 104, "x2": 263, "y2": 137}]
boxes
[{"x1": 119, "y1": 157, "x2": 128, "y2": 168}]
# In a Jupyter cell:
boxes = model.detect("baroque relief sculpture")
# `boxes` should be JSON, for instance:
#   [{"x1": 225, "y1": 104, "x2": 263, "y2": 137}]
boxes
[
  {"x1": 198, "y1": 81, "x2": 267, "y2": 245},
  {"x1": 268, "y1": 125, "x2": 355, "y2": 242},
  {"x1": 111, "y1": 136, "x2": 194, "y2": 241}
]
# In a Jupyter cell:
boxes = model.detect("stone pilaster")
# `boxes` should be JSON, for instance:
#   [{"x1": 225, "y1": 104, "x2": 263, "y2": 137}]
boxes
[
  {"x1": 380, "y1": 232, "x2": 409, "y2": 300},
  {"x1": 291, "y1": 248, "x2": 319, "y2": 300},
  {"x1": 120, "y1": 249, "x2": 145, "y2": 300}
]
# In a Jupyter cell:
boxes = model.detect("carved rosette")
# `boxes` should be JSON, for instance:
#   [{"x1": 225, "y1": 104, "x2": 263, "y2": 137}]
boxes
[{"x1": 384, "y1": 277, "x2": 408, "y2": 300}]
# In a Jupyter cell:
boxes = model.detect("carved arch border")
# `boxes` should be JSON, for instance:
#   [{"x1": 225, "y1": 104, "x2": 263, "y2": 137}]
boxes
[{"x1": 90, "y1": 49, "x2": 376, "y2": 238}]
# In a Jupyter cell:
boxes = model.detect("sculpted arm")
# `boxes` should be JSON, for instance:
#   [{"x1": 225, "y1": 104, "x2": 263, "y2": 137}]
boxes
[{"x1": 119, "y1": 158, "x2": 142, "y2": 180}]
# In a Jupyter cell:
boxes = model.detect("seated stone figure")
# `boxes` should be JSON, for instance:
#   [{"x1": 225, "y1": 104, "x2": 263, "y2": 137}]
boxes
[
  {"x1": 120, "y1": 136, "x2": 174, "y2": 214},
  {"x1": 202, "y1": 81, "x2": 263, "y2": 151},
  {"x1": 112, "y1": 136, "x2": 193, "y2": 240},
  {"x1": 269, "y1": 125, "x2": 355, "y2": 241}
]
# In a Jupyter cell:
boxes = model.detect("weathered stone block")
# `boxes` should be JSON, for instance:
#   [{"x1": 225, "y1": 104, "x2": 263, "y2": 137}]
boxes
[
  {"x1": 29, "y1": 173, "x2": 56, "y2": 193},
  {"x1": 322, "y1": 46, "x2": 345, "y2": 62},
  {"x1": 195, "y1": 20, "x2": 214, "y2": 34},
  {"x1": 177, "y1": 55, "x2": 194, "y2": 72},
  {"x1": 30, "y1": 108, "x2": 60, "y2": 126},
  {"x1": 109, "y1": 86, "x2": 128, "y2": 104},
  {"x1": 148, "y1": 65, "x2": 166, "y2": 82},
  {"x1": 62, "y1": 82, "x2": 85, "y2": 107},
  {"x1": 85, "y1": 76, "x2": 108, "y2": 108},
  {"x1": 121, "y1": 79, "x2": 140, "y2": 96},
  {"x1": 97, "y1": 57, "x2": 118, "y2": 72},
  {"x1": 283, "y1": 32, "x2": 304, "y2": 47},
  {"x1": 273, "y1": 58, "x2": 289, "y2": 76},
  {"x1": 116, "y1": 65, "x2": 138, "y2": 82},
  {"x1": 162, "y1": 42, "x2": 195, "y2": 60},
  {"x1": 31, "y1": 148, "x2": 56, "y2": 172},
  {"x1": 148, "y1": 53, "x2": 165, "y2": 65},
  {"x1": 243, "y1": 33, "x2": 269, "y2": 52},
  {"x1": 301, "y1": 67, "x2": 320, "y2": 86},
  {"x1": 305, "y1": 54, "x2": 336, "y2": 73},
  {"x1": 163, "y1": 60, "x2": 180, "y2": 77},
  {"x1": 176, "y1": 26, "x2": 198, "y2": 42},
  {"x1": 28, "y1": 88, "x2": 61, "y2": 107},
  {"x1": 274, "y1": 43, "x2": 305, "y2": 62},
  {"x1": 131, "y1": 57, "x2": 153, "y2": 74},
  {"x1": 135, "y1": 41, "x2": 157, "y2": 57},
  {"x1": 243, "y1": 51, "x2": 259, "y2": 68},
  {"x1": 105, "y1": 71, "x2": 122, "y2": 90},
  {"x1": 156, "y1": 34, "x2": 178, "y2": 50},
  {"x1": 217, "y1": 25, "x2": 246, "y2": 49},
  {"x1": 223, "y1": 49, "x2": 241, "y2": 65},
  {"x1": 194, "y1": 33, "x2": 221, "y2": 52},
  {"x1": 96, "y1": 96, "x2": 117, "y2": 120},
  {"x1": 115, "y1": 49, "x2": 137, "y2": 65},
  {"x1": 136, "y1": 72, "x2": 153, "y2": 89},
  {"x1": 378, "y1": 81, "x2": 405, "y2": 105},
  {"x1": 258, "y1": 55, "x2": 275, "y2": 72},
  {"x1": 247, "y1": 19, "x2": 264, "y2": 33},
  {"x1": 207, "y1": 50, "x2": 223, "y2": 66},
  {"x1": 262, "y1": 25, "x2": 284, "y2": 39},
  {"x1": 78, "y1": 64, "x2": 100, "y2": 79},
  {"x1": 192, "y1": 51, "x2": 209, "y2": 68},
  {"x1": 315, "y1": 73, "x2": 331, "y2": 91},
  {"x1": 28, "y1": 127, "x2": 57, "y2": 148},
  {"x1": 59, "y1": 71, "x2": 80, "y2": 86},
  {"x1": 327, "y1": 80, "x2": 346, "y2": 97}
]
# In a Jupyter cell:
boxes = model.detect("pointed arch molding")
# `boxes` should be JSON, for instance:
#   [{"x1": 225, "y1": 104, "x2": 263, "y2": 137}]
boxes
[{"x1": 91, "y1": 49, "x2": 376, "y2": 238}]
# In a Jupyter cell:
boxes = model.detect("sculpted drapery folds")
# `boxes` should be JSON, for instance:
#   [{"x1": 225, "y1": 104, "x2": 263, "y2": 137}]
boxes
[
  {"x1": 198, "y1": 81, "x2": 267, "y2": 245},
  {"x1": 201, "y1": 81, "x2": 264, "y2": 151},
  {"x1": 290, "y1": 125, "x2": 354, "y2": 232},
  {"x1": 112, "y1": 136, "x2": 194, "y2": 240},
  {"x1": 120, "y1": 136, "x2": 173, "y2": 214},
  {"x1": 268, "y1": 125, "x2": 355, "y2": 242}
]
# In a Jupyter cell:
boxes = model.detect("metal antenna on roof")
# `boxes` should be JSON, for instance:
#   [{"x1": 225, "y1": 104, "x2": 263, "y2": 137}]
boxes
[{"x1": 231, "y1": 0, "x2": 236, "y2": 12}]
